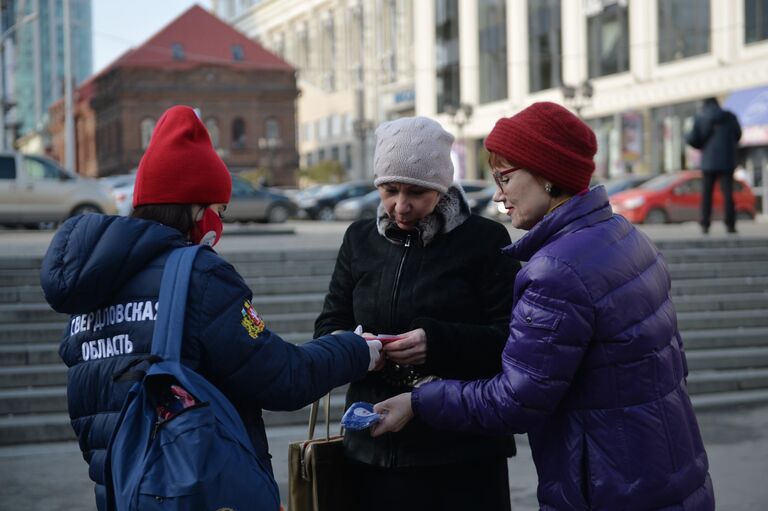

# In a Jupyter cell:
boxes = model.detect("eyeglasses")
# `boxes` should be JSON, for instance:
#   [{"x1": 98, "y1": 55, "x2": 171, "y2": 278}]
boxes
[{"x1": 492, "y1": 166, "x2": 521, "y2": 189}]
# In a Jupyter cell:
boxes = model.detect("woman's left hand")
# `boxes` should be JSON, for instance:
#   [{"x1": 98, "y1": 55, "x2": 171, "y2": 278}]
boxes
[
  {"x1": 371, "y1": 392, "x2": 414, "y2": 437},
  {"x1": 382, "y1": 328, "x2": 427, "y2": 365}
]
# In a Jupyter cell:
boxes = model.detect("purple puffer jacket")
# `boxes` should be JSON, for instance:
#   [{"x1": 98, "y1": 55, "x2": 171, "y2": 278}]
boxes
[{"x1": 413, "y1": 186, "x2": 713, "y2": 510}]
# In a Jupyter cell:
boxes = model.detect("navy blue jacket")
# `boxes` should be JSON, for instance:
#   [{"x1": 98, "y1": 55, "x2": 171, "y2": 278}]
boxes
[
  {"x1": 40, "y1": 215, "x2": 369, "y2": 510},
  {"x1": 686, "y1": 100, "x2": 742, "y2": 173}
]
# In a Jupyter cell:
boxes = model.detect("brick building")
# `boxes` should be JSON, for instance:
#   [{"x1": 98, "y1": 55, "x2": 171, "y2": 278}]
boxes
[{"x1": 48, "y1": 5, "x2": 300, "y2": 185}]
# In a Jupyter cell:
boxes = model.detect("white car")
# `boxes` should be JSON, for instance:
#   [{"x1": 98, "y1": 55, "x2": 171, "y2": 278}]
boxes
[
  {"x1": 100, "y1": 174, "x2": 136, "y2": 217},
  {"x1": 0, "y1": 152, "x2": 117, "y2": 227}
]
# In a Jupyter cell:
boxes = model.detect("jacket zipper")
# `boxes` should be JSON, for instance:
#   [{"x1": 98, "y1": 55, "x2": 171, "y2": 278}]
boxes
[
  {"x1": 388, "y1": 235, "x2": 411, "y2": 328},
  {"x1": 388, "y1": 234, "x2": 410, "y2": 468}
]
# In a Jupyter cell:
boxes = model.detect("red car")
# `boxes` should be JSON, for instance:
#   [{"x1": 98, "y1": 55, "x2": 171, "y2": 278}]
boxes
[{"x1": 609, "y1": 170, "x2": 756, "y2": 224}]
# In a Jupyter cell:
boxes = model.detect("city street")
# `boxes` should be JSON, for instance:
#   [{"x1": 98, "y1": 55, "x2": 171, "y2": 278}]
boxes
[{"x1": 1, "y1": 402, "x2": 767, "y2": 509}]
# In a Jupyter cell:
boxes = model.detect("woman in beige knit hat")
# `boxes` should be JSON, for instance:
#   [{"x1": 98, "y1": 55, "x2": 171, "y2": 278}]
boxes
[{"x1": 314, "y1": 116, "x2": 521, "y2": 511}]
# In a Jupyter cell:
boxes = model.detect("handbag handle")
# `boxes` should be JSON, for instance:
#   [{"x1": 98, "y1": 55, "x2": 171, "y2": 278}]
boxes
[{"x1": 307, "y1": 392, "x2": 333, "y2": 441}]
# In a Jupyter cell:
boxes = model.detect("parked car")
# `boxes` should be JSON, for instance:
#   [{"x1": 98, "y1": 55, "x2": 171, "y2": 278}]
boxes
[
  {"x1": 298, "y1": 181, "x2": 376, "y2": 220},
  {"x1": 600, "y1": 174, "x2": 654, "y2": 197},
  {"x1": 610, "y1": 170, "x2": 756, "y2": 224},
  {"x1": 225, "y1": 175, "x2": 298, "y2": 223},
  {"x1": 461, "y1": 182, "x2": 496, "y2": 215},
  {"x1": 334, "y1": 189, "x2": 381, "y2": 221},
  {"x1": 0, "y1": 151, "x2": 117, "y2": 228},
  {"x1": 99, "y1": 173, "x2": 137, "y2": 217}
]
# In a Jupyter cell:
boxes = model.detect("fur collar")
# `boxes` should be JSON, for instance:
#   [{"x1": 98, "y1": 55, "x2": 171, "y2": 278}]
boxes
[{"x1": 376, "y1": 184, "x2": 472, "y2": 246}]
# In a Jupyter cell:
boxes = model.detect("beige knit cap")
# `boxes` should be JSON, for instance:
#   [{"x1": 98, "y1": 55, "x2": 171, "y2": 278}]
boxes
[{"x1": 373, "y1": 116, "x2": 455, "y2": 194}]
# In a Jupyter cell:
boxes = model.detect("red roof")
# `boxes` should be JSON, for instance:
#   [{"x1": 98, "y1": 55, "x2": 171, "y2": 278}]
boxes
[{"x1": 108, "y1": 5, "x2": 293, "y2": 72}]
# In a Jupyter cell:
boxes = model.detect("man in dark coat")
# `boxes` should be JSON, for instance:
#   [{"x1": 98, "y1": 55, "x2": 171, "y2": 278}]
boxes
[{"x1": 686, "y1": 97, "x2": 742, "y2": 233}]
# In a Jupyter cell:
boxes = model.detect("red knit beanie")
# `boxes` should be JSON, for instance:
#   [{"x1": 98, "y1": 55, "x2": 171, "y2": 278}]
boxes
[
  {"x1": 133, "y1": 106, "x2": 232, "y2": 207},
  {"x1": 484, "y1": 102, "x2": 597, "y2": 194}
]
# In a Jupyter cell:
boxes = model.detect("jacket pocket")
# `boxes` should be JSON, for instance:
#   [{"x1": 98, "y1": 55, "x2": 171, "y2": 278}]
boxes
[{"x1": 513, "y1": 297, "x2": 564, "y2": 331}]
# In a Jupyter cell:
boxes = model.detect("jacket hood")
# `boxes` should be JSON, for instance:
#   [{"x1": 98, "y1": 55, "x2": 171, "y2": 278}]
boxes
[
  {"x1": 40, "y1": 215, "x2": 187, "y2": 313},
  {"x1": 504, "y1": 186, "x2": 613, "y2": 261},
  {"x1": 702, "y1": 101, "x2": 730, "y2": 123},
  {"x1": 376, "y1": 183, "x2": 471, "y2": 246}
]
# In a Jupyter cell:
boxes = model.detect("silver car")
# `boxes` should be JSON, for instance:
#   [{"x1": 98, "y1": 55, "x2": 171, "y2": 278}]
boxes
[{"x1": 0, "y1": 152, "x2": 117, "y2": 227}]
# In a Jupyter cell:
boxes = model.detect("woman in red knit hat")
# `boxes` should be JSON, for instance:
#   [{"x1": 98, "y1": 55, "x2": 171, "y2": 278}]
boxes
[
  {"x1": 40, "y1": 105, "x2": 381, "y2": 511},
  {"x1": 372, "y1": 102, "x2": 714, "y2": 510}
]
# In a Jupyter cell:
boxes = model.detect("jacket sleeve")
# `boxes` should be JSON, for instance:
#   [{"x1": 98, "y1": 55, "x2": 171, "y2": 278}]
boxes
[
  {"x1": 686, "y1": 115, "x2": 708, "y2": 149},
  {"x1": 414, "y1": 226, "x2": 520, "y2": 380},
  {"x1": 412, "y1": 256, "x2": 594, "y2": 435},
  {"x1": 314, "y1": 226, "x2": 356, "y2": 336},
  {"x1": 189, "y1": 260, "x2": 369, "y2": 411}
]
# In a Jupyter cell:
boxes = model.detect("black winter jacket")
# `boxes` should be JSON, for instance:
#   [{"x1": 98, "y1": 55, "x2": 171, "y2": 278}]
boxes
[
  {"x1": 315, "y1": 206, "x2": 520, "y2": 467},
  {"x1": 686, "y1": 100, "x2": 742, "y2": 173}
]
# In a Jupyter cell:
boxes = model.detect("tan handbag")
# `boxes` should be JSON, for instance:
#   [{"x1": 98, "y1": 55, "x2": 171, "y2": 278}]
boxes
[{"x1": 288, "y1": 393, "x2": 354, "y2": 511}]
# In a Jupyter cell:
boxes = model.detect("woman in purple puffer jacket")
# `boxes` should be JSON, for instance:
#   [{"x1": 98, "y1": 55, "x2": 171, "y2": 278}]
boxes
[{"x1": 372, "y1": 102, "x2": 714, "y2": 510}]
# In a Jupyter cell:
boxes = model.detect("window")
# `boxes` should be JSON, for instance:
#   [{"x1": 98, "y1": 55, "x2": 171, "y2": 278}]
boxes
[
  {"x1": 587, "y1": 0, "x2": 630, "y2": 78},
  {"x1": 232, "y1": 44, "x2": 244, "y2": 61},
  {"x1": 171, "y1": 43, "x2": 185, "y2": 61},
  {"x1": 380, "y1": 0, "x2": 398, "y2": 83},
  {"x1": 22, "y1": 156, "x2": 63, "y2": 181},
  {"x1": 140, "y1": 118, "x2": 155, "y2": 150},
  {"x1": 658, "y1": 0, "x2": 710, "y2": 63},
  {"x1": 435, "y1": 0, "x2": 460, "y2": 113},
  {"x1": 231, "y1": 176, "x2": 256, "y2": 197},
  {"x1": 265, "y1": 118, "x2": 280, "y2": 141},
  {"x1": 232, "y1": 118, "x2": 246, "y2": 149},
  {"x1": 0, "y1": 156, "x2": 16, "y2": 179},
  {"x1": 321, "y1": 15, "x2": 336, "y2": 91},
  {"x1": 348, "y1": 6, "x2": 364, "y2": 86},
  {"x1": 205, "y1": 118, "x2": 220, "y2": 148},
  {"x1": 528, "y1": 0, "x2": 562, "y2": 92},
  {"x1": 478, "y1": 0, "x2": 508, "y2": 103},
  {"x1": 746, "y1": 0, "x2": 768, "y2": 43}
]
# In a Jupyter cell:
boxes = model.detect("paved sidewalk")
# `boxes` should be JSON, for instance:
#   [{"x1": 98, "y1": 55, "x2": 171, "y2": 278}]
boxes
[{"x1": 1, "y1": 403, "x2": 767, "y2": 510}]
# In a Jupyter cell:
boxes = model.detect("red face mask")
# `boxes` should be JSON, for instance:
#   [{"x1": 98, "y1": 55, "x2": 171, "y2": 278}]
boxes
[{"x1": 191, "y1": 207, "x2": 223, "y2": 247}]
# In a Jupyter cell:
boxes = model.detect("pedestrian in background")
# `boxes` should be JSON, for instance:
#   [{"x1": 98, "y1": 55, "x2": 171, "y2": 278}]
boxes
[
  {"x1": 373, "y1": 103, "x2": 714, "y2": 510},
  {"x1": 686, "y1": 97, "x2": 742, "y2": 234},
  {"x1": 39, "y1": 106, "x2": 381, "y2": 511},
  {"x1": 315, "y1": 116, "x2": 521, "y2": 511}
]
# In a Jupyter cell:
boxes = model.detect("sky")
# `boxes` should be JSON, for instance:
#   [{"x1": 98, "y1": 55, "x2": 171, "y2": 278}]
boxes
[{"x1": 92, "y1": 0, "x2": 212, "y2": 74}]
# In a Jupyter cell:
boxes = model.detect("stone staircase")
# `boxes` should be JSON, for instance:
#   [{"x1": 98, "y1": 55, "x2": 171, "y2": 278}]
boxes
[{"x1": 1, "y1": 238, "x2": 768, "y2": 445}]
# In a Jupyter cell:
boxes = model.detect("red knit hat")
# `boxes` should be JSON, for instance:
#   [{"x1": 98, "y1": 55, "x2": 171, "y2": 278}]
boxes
[
  {"x1": 133, "y1": 106, "x2": 232, "y2": 207},
  {"x1": 484, "y1": 102, "x2": 597, "y2": 194}
]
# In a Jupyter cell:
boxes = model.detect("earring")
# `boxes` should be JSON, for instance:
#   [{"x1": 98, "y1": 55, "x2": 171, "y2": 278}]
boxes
[{"x1": 544, "y1": 183, "x2": 552, "y2": 193}]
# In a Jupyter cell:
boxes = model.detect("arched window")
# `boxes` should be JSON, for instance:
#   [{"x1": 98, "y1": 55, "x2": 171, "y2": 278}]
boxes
[
  {"x1": 232, "y1": 117, "x2": 246, "y2": 149},
  {"x1": 140, "y1": 118, "x2": 155, "y2": 149},
  {"x1": 205, "y1": 118, "x2": 220, "y2": 148}
]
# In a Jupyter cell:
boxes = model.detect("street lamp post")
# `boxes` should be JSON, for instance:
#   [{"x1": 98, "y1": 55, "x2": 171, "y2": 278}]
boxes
[
  {"x1": 258, "y1": 136, "x2": 282, "y2": 186},
  {"x1": 445, "y1": 102, "x2": 473, "y2": 179},
  {"x1": 561, "y1": 80, "x2": 594, "y2": 119}
]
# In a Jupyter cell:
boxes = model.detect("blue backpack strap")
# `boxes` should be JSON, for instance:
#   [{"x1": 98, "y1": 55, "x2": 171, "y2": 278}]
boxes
[{"x1": 151, "y1": 245, "x2": 203, "y2": 362}]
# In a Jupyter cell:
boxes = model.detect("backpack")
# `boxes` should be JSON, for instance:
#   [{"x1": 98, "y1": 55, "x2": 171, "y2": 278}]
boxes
[{"x1": 104, "y1": 245, "x2": 280, "y2": 510}]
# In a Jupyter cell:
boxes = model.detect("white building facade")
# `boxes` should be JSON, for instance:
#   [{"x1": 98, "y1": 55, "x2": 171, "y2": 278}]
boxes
[
  {"x1": 213, "y1": 0, "x2": 416, "y2": 180},
  {"x1": 215, "y1": 0, "x2": 768, "y2": 194},
  {"x1": 416, "y1": 0, "x2": 768, "y2": 187}
]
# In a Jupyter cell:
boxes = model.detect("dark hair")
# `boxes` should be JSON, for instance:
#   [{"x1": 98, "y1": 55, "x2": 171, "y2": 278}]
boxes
[
  {"x1": 488, "y1": 151, "x2": 565, "y2": 197},
  {"x1": 131, "y1": 204, "x2": 198, "y2": 237}
]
